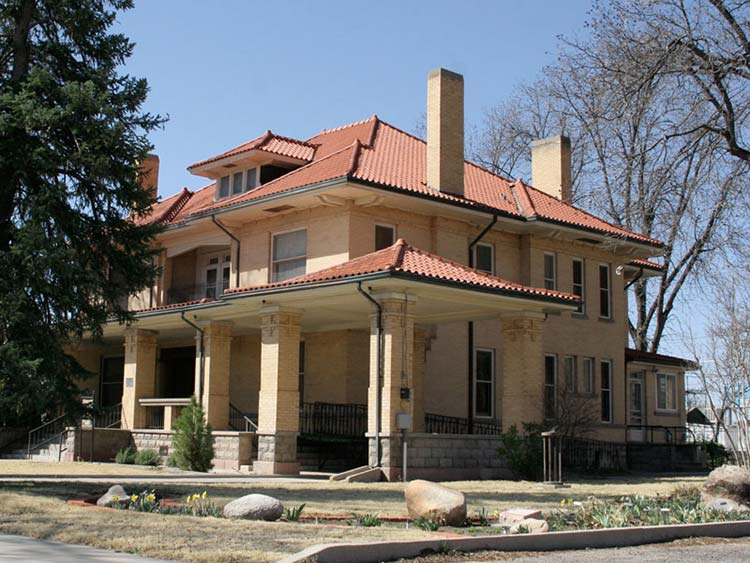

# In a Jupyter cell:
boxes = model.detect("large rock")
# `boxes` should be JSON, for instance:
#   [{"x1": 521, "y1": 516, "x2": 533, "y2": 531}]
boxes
[
  {"x1": 496, "y1": 508, "x2": 543, "y2": 528},
  {"x1": 703, "y1": 497, "x2": 750, "y2": 513},
  {"x1": 510, "y1": 518, "x2": 549, "y2": 534},
  {"x1": 405, "y1": 480, "x2": 466, "y2": 527},
  {"x1": 702, "y1": 465, "x2": 750, "y2": 506},
  {"x1": 97, "y1": 485, "x2": 129, "y2": 507},
  {"x1": 223, "y1": 493, "x2": 284, "y2": 521}
]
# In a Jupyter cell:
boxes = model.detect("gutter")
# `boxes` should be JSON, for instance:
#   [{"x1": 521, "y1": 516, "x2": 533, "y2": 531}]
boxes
[
  {"x1": 180, "y1": 312, "x2": 205, "y2": 402},
  {"x1": 211, "y1": 215, "x2": 241, "y2": 287},
  {"x1": 357, "y1": 282, "x2": 382, "y2": 468},
  {"x1": 467, "y1": 215, "x2": 498, "y2": 433}
]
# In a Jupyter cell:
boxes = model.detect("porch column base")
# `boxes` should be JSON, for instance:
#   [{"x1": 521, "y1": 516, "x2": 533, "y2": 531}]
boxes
[
  {"x1": 368, "y1": 433, "x2": 404, "y2": 482},
  {"x1": 253, "y1": 432, "x2": 300, "y2": 475}
]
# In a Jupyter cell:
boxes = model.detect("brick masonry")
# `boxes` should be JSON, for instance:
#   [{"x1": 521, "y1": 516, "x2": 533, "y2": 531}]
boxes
[{"x1": 129, "y1": 429, "x2": 253, "y2": 470}]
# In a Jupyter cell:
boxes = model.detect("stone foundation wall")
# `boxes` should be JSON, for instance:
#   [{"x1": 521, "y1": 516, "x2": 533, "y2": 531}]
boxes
[
  {"x1": 370, "y1": 433, "x2": 510, "y2": 481},
  {"x1": 63, "y1": 427, "x2": 132, "y2": 462},
  {"x1": 0, "y1": 427, "x2": 25, "y2": 451}
]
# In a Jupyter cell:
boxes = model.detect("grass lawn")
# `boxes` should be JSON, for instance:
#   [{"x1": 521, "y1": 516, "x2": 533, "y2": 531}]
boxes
[
  {"x1": 0, "y1": 473, "x2": 705, "y2": 562},
  {"x1": 0, "y1": 460, "x2": 164, "y2": 476}
]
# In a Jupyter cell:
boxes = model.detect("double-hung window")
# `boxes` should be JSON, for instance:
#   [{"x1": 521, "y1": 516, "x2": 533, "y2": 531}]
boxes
[
  {"x1": 271, "y1": 229, "x2": 307, "y2": 283},
  {"x1": 475, "y1": 243, "x2": 495, "y2": 275},
  {"x1": 580, "y1": 357, "x2": 594, "y2": 394},
  {"x1": 572, "y1": 258, "x2": 585, "y2": 314},
  {"x1": 375, "y1": 224, "x2": 395, "y2": 251},
  {"x1": 205, "y1": 253, "x2": 231, "y2": 298},
  {"x1": 232, "y1": 172, "x2": 243, "y2": 195},
  {"x1": 563, "y1": 356, "x2": 576, "y2": 393},
  {"x1": 544, "y1": 253, "x2": 557, "y2": 290},
  {"x1": 544, "y1": 355, "x2": 557, "y2": 420},
  {"x1": 474, "y1": 349, "x2": 495, "y2": 418},
  {"x1": 656, "y1": 373, "x2": 677, "y2": 411},
  {"x1": 600, "y1": 359, "x2": 613, "y2": 422},
  {"x1": 599, "y1": 264, "x2": 611, "y2": 319},
  {"x1": 246, "y1": 168, "x2": 258, "y2": 191},
  {"x1": 218, "y1": 175, "x2": 230, "y2": 199}
]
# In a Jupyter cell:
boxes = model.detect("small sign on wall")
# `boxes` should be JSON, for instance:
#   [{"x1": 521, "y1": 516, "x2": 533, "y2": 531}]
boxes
[{"x1": 125, "y1": 377, "x2": 134, "y2": 388}]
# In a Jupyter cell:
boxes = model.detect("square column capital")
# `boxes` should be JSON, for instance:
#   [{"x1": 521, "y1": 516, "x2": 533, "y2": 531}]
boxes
[{"x1": 123, "y1": 328, "x2": 158, "y2": 348}]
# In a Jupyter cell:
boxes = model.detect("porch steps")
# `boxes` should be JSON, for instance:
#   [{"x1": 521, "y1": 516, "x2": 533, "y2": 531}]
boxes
[
  {"x1": 0, "y1": 443, "x2": 63, "y2": 461},
  {"x1": 297, "y1": 437, "x2": 367, "y2": 472},
  {"x1": 330, "y1": 465, "x2": 383, "y2": 482}
]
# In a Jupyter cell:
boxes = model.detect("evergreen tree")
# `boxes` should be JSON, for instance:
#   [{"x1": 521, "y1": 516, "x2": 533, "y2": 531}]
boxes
[
  {"x1": 0, "y1": 0, "x2": 164, "y2": 426},
  {"x1": 170, "y1": 396, "x2": 214, "y2": 473}
]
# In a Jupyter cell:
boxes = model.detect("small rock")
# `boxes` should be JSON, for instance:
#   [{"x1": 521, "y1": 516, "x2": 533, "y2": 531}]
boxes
[
  {"x1": 510, "y1": 518, "x2": 549, "y2": 534},
  {"x1": 223, "y1": 493, "x2": 283, "y2": 521},
  {"x1": 496, "y1": 508, "x2": 543, "y2": 527},
  {"x1": 97, "y1": 485, "x2": 129, "y2": 507},
  {"x1": 703, "y1": 497, "x2": 750, "y2": 513},
  {"x1": 405, "y1": 480, "x2": 466, "y2": 527},
  {"x1": 702, "y1": 465, "x2": 750, "y2": 506}
]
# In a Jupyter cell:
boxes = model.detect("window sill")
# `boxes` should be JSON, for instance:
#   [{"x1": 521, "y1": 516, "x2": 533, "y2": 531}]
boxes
[
  {"x1": 654, "y1": 409, "x2": 680, "y2": 417},
  {"x1": 598, "y1": 317, "x2": 615, "y2": 323},
  {"x1": 572, "y1": 313, "x2": 588, "y2": 320}
]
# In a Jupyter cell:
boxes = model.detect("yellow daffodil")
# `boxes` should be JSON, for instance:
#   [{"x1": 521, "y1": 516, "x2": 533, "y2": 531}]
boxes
[
  {"x1": 202, "y1": 491, "x2": 207, "y2": 499},
  {"x1": 131, "y1": 495, "x2": 138, "y2": 502},
  {"x1": 186, "y1": 496, "x2": 191, "y2": 503},
  {"x1": 112, "y1": 495, "x2": 119, "y2": 502}
]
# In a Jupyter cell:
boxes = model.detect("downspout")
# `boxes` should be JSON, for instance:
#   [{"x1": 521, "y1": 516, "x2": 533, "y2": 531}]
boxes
[
  {"x1": 211, "y1": 215, "x2": 241, "y2": 288},
  {"x1": 467, "y1": 215, "x2": 498, "y2": 433},
  {"x1": 357, "y1": 282, "x2": 382, "y2": 468},
  {"x1": 181, "y1": 312, "x2": 205, "y2": 402}
]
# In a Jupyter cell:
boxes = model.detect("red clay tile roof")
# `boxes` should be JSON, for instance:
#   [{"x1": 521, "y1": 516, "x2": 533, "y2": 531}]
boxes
[
  {"x1": 224, "y1": 239, "x2": 579, "y2": 305},
  {"x1": 148, "y1": 115, "x2": 660, "y2": 246},
  {"x1": 133, "y1": 187, "x2": 192, "y2": 226},
  {"x1": 132, "y1": 297, "x2": 217, "y2": 314},
  {"x1": 628, "y1": 258, "x2": 665, "y2": 271},
  {"x1": 188, "y1": 130, "x2": 317, "y2": 169}
]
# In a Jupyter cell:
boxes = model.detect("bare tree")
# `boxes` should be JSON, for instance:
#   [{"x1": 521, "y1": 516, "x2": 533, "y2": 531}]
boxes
[{"x1": 473, "y1": 2, "x2": 747, "y2": 352}]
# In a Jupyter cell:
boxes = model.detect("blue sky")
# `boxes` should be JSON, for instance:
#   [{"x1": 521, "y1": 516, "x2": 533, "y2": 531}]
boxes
[{"x1": 117, "y1": 0, "x2": 593, "y2": 198}]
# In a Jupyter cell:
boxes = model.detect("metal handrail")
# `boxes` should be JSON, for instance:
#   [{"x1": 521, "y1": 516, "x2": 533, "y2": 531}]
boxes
[
  {"x1": 229, "y1": 403, "x2": 258, "y2": 432},
  {"x1": 27, "y1": 413, "x2": 70, "y2": 458},
  {"x1": 424, "y1": 412, "x2": 503, "y2": 435}
]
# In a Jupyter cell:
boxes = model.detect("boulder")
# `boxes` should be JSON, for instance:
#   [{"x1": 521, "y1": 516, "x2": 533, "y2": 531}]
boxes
[
  {"x1": 223, "y1": 493, "x2": 284, "y2": 521},
  {"x1": 496, "y1": 508, "x2": 543, "y2": 528},
  {"x1": 509, "y1": 518, "x2": 549, "y2": 534},
  {"x1": 97, "y1": 485, "x2": 129, "y2": 507},
  {"x1": 702, "y1": 465, "x2": 750, "y2": 506},
  {"x1": 703, "y1": 497, "x2": 750, "y2": 513},
  {"x1": 405, "y1": 480, "x2": 466, "y2": 527}
]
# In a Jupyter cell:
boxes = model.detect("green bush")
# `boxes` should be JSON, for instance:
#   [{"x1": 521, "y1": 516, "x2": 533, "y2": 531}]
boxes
[
  {"x1": 697, "y1": 441, "x2": 730, "y2": 468},
  {"x1": 283, "y1": 504, "x2": 306, "y2": 522},
  {"x1": 170, "y1": 395, "x2": 214, "y2": 472},
  {"x1": 134, "y1": 449, "x2": 161, "y2": 466},
  {"x1": 413, "y1": 517, "x2": 441, "y2": 531},
  {"x1": 497, "y1": 423, "x2": 544, "y2": 480},
  {"x1": 114, "y1": 446, "x2": 136, "y2": 464},
  {"x1": 348, "y1": 512, "x2": 382, "y2": 527}
]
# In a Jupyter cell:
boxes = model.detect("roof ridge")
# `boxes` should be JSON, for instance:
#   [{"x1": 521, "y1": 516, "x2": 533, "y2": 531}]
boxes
[
  {"x1": 160, "y1": 187, "x2": 193, "y2": 223},
  {"x1": 390, "y1": 238, "x2": 408, "y2": 269},
  {"x1": 347, "y1": 140, "x2": 363, "y2": 176},
  {"x1": 515, "y1": 178, "x2": 537, "y2": 216},
  {"x1": 313, "y1": 114, "x2": 378, "y2": 137},
  {"x1": 265, "y1": 131, "x2": 319, "y2": 149}
]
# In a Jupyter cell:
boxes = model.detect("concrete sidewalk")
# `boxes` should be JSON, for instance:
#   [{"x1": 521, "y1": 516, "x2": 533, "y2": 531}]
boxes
[{"x1": 0, "y1": 534, "x2": 177, "y2": 562}]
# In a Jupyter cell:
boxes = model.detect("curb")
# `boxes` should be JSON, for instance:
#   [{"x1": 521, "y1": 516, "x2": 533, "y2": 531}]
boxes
[{"x1": 277, "y1": 520, "x2": 750, "y2": 563}]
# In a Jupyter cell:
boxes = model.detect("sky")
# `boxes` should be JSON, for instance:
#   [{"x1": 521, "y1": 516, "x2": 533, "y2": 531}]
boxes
[{"x1": 116, "y1": 0, "x2": 594, "y2": 199}]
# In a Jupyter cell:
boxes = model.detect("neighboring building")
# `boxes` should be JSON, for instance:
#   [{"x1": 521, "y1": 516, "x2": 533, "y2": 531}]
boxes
[{"x1": 69, "y1": 69, "x2": 695, "y2": 479}]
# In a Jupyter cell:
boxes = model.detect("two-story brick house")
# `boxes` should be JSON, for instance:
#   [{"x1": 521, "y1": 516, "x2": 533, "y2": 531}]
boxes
[{"x1": 71, "y1": 69, "x2": 692, "y2": 479}]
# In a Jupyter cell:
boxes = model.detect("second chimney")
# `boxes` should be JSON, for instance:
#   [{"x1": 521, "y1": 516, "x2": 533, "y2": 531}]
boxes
[
  {"x1": 426, "y1": 68, "x2": 464, "y2": 197},
  {"x1": 139, "y1": 153, "x2": 160, "y2": 201},
  {"x1": 531, "y1": 136, "x2": 572, "y2": 203}
]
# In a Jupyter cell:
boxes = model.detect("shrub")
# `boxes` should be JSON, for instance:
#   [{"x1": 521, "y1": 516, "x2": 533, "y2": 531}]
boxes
[
  {"x1": 413, "y1": 517, "x2": 441, "y2": 531},
  {"x1": 497, "y1": 423, "x2": 544, "y2": 480},
  {"x1": 115, "y1": 446, "x2": 136, "y2": 464},
  {"x1": 283, "y1": 504, "x2": 306, "y2": 522},
  {"x1": 697, "y1": 441, "x2": 731, "y2": 468},
  {"x1": 134, "y1": 449, "x2": 160, "y2": 466},
  {"x1": 348, "y1": 513, "x2": 382, "y2": 527},
  {"x1": 170, "y1": 396, "x2": 214, "y2": 472}
]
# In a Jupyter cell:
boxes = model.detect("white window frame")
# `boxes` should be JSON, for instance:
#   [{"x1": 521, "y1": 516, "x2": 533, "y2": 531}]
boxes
[
  {"x1": 270, "y1": 227, "x2": 307, "y2": 283},
  {"x1": 656, "y1": 372, "x2": 678, "y2": 412},
  {"x1": 231, "y1": 171, "x2": 244, "y2": 195},
  {"x1": 374, "y1": 223, "x2": 396, "y2": 251},
  {"x1": 544, "y1": 354, "x2": 558, "y2": 420},
  {"x1": 245, "y1": 166, "x2": 259, "y2": 191},
  {"x1": 473, "y1": 348, "x2": 495, "y2": 419},
  {"x1": 202, "y1": 251, "x2": 231, "y2": 298},
  {"x1": 600, "y1": 359, "x2": 613, "y2": 423},
  {"x1": 474, "y1": 242, "x2": 495, "y2": 275},
  {"x1": 572, "y1": 257, "x2": 585, "y2": 315},
  {"x1": 217, "y1": 175, "x2": 230, "y2": 199},
  {"x1": 543, "y1": 252, "x2": 557, "y2": 290},
  {"x1": 580, "y1": 357, "x2": 594, "y2": 394},
  {"x1": 599, "y1": 263, "x2": 612, "y2": 319}
]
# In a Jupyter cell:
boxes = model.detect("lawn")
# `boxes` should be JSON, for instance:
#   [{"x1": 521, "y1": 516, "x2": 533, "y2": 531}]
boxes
[
  {"x1": 0, "y1": 473, "x2": 704, "y2": 562},
  {"x1": 0, "y1": 459, "x2": 164, "y2": 477}
]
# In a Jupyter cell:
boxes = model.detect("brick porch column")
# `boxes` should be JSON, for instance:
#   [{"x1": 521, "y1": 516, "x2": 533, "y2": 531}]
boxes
[
  {"x1": 367, "y1": 294, "x2": 416, "y2": 480},
  {"x1": 200, "y1": 321, "x2": 232, "y2": 430},
  {"x1": 501, "y1": 312, "x2": 545, "y2": 430},
  {"x1": 412, "y1": 327, "x2": 427, "y2": 432},
  {"x1": 122, "y1": 328, "x2": 158, "y2": 430},
  {"x1": 254, "y1": 306, "x2": 302, "y2": 475}
]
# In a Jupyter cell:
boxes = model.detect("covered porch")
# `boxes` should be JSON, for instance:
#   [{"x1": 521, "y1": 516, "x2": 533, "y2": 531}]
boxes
[{"x1": 101, "y1": 240, "x2": 577, "y2": 478}]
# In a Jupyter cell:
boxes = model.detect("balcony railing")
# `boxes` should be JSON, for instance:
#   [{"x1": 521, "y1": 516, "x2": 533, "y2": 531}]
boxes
[
  {"x1": 138, "y1": 398, "x2": 191, "y2": 430},
  {"x1": 300, "y1": 402, "x2": 367, "y2": 438},
  {"x1": 167, "y1": 282, "x2": 229, "y2": 305},
  {"x1": 424, "y1": 412, "x2": 503, "y2": 435}
]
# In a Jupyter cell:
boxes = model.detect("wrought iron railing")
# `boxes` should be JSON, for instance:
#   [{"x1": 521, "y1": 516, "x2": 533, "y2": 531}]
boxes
[
  {"x1": 93, "y1": 403, "x2": 122, "y2": 428},
  {"x1": 424, "y1": 412, "x2": 503, "y2": 435},
  {"x1": 27, "y1": 413, "x2": 71, "y2": 459},
  {"x1": 300, "y1": 402, "x2": 367, "y2": 438},
  {"x1": 167, "y1": 281, "x2": 229, "y2": 304},
  {"x1": 145, "y1": 406, "x2": 165, "y2": 429},
  {"x1": 229, "y1": 403, "x2": 258, "y2": 432},
  {"x1": 627, "y1": 424, "x2": 697, "y2": 444},
  {"x1": 560, "y1": 435, "x2": 627, "y2": 473}
]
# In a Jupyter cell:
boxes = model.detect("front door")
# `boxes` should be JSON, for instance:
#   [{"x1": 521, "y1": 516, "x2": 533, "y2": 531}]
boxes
[{"x1": 628, "y1": 373, "x2": 645, "y2": 441}]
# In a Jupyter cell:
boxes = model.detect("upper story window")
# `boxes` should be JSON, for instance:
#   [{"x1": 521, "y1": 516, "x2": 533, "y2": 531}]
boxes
[
  {"x1": 544, "y1": 253, "x2": 557, "y2": 290},
  {"x1": 580, "y1": 357, "x2": 594, "y2": 394},
  {"x1": 601, "y1": 359, "x2": 613, "y2": 422},
  {"x1": 272, "y1": 228, "x2": 307, "y2": 283},
  {"x1": 218, "y1": 166, "x2": 260, "y2": 201},
  {"x1": 375, "y1": 224, "x2": 395, "y2": 251},
  {"x1": 475, "y1": 242, "x2": 495, "y2": 275},
  {"x1": 572, "y1": 258, "x2": 585, "y2": 315},
  {"x1": 599, "y1": 263, "x2": 611, "y2": 319},
  {"x1": 656, "y1": 373, "x2": 677, "y2": 411},
  {"x1": 205, "y1": 253, "x2": 230, "y2": 298},
  {"x1": 544, "y1": 354, "x2": 557, "y2": 420}
]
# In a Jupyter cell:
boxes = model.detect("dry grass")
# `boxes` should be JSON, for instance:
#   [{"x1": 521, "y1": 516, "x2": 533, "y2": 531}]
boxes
[
  {"x1": 0, "y1": 474, "x2": 705, "y2": 562},
  {"x1": 0, "y1": 460, "x2": 163, "y2": 477}
]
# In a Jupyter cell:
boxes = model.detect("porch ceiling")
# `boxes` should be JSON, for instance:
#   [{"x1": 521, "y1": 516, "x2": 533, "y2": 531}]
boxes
[{"x1": 100, "y1": 276, "x2": 574, "y2": 343}]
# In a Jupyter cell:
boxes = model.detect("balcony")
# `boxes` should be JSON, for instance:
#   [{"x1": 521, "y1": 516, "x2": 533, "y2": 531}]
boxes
[{"x1": 167, "y1": 282, "x2": 229, "y2": 305}]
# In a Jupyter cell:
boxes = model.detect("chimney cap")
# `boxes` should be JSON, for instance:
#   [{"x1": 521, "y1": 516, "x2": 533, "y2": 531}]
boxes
[
  {"x1": 531, "y1": 135, "x2": 571, "y2": 148},
  {"x1": 428, "y1": 68, "x2": 464, "y2": 81}
]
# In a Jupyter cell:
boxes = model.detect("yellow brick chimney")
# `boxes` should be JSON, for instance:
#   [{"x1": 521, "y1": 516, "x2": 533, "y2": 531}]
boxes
[
  {"x1": 531, "y1": 135, "x2": 572, "y2": 203},
  {"x1": 426, "y1": 68, "x2": 464, "y2": 197}
]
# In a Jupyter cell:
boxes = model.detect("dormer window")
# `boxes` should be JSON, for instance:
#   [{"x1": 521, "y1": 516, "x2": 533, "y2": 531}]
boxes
[
  {"x1": 232, "y1": 172, "x2": 243, "y2": 195},
  {"x1": 246, "y1": 168, "x2": 257, "y2": 190},
  {"x1": 218, "y1": 175, "x2": 230, "y2": 199},
  {"x1": 217, "y1": 166, "x2": 260, "y2": 200}
]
